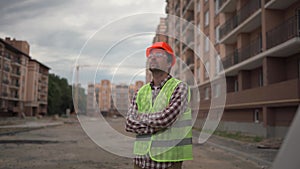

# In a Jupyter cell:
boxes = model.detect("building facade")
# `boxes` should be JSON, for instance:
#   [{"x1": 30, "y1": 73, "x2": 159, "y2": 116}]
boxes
[
  {"x1": 163, "y1": 0, "x2": 300, "y2": 138},
  {"x1": 25, "y1": 60, "x2": 49, "y2": 116},
  {"x1": 0, "y1": 37, "x2": 50, "y2": 117},
  {"x1": 98, "y1": 80, "x2": 111, "y2": 116},
  {"x1": 86, "y1": 84, "x2": 97, "y2": 116},
  {"x1": 86, "y1": 80, "x2": 144, "y2": 117}
]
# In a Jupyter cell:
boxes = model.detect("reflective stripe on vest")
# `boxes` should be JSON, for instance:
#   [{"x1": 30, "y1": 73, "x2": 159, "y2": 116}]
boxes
[{"x1": 134, "y1": 78, "x2": 193, "y2": 162}]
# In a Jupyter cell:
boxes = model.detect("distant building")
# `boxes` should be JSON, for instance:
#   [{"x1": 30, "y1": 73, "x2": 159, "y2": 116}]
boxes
[
  {"x1": 87, "y1": 80, "x2": 145, "y2": 117},
  {"x1": 86, "y1": 84, "x2": 97, "y2": 116},
  {"x1": 113, "y1": 84, "x2": 129, "y2": 116},
  {"x1": 0, "y1": 37, "x2": 50, "y2": 117},
  {"x1": 135, "y1": 80, "x2": 144, "y2": 91},
  {"x1": 98, "y1": 80, "x2": 111, "y2": 116}
]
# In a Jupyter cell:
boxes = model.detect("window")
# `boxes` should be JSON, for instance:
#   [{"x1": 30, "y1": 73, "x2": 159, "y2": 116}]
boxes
[
  {"x1": 204, "y1": 87, "x2": 209, "y2": 100},
  {"x1": 205, "y1": 37, "x2": 210, "y2": 52},
  {"x1": 234, "y1": 79, "x2": 239, "y2": 92},
  {"x1": 197, "y1": 91, "x2": 201, "y2": 102},
  {"x1": 197, "y1": 22, "x2": 201, "y2": 30},
  {"x1": 215, "y1": 25, "x2": 220, "y2": 43},
  {"x1": 298, "y1": 59, "x2": 300, "y2": 78},
  {"x1": 204, "y1": 61, "x2": 210, "y2": 78},
  {"x1": 254, "y1": 109, "x2": 260, "y2": 123},
  {"x1": 198, "y1": 67, "x2": 201, "y2": 81},
  {"x1": 213, "y1": 84, "x2": 221, "y2": 98},
  {"x1": 205, "y1": 11, "x2": 209, "y2": 26},
  {"x1": 215, "y1": 54, "x2": 221, "y2": 75},
  {"x1": 215, "y1": 0, "x2": 220, "y2": 14},
  {"x1": 197, "y1": 0, "x2": 201, "y2": 12},
  {"x1": 297, "y1": 10, "x2": 300, "y2": 33},
  {"x1": 259, "y1": 69, "x2": 263, "y2": 87}
]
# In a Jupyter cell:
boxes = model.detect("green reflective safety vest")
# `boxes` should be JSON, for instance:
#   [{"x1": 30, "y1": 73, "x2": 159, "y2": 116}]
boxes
[{"x1": 134, "y1": 77, "x2": 193, "y2": 162}]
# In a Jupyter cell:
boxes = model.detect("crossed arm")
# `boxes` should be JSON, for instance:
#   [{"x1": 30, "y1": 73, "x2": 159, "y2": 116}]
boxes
[{"x1": 125, "y1": 82, "x2": 188, "y2": 135}]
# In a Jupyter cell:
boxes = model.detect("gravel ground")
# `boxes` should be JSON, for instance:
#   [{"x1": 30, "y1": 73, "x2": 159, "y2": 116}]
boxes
[{"x1": 0, "y1": 116, "x2": 278, "y2": 169}]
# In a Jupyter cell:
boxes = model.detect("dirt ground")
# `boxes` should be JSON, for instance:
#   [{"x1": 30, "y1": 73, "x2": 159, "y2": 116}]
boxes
[{"x1": 0, "y1": 116, "x2": 275, "y2": 169}]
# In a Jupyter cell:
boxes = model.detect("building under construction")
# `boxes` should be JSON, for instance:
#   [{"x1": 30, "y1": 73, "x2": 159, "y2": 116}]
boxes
[{"x1": 153, "y1": 0, "x2": 300, "y2": 138}]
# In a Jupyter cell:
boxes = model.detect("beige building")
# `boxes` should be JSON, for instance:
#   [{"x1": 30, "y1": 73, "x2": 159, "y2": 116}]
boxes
[
  {"x1": 98, "y1": 80, "x2": 111, "y2": 116},
  {"x1": 87, "y1": 80, "x2": 144, "y2": 117},
  {"x1": 86, "y1": 84, "x2": 97, "y2": 116},
  {"x1": 25, "y1": 59, "x2": 49, "y2": 116},
  {"x1": 0, "y1": 37, "x2": 50, "y2": 117},
  {"x1": 162, "y1": 0, "x2": 300, "y2": 138}
]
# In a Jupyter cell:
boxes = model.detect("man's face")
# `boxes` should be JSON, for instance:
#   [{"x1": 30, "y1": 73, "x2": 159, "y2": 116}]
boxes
[{"x1": 148, "y1": 49, "x2": 171, "y2": 73}]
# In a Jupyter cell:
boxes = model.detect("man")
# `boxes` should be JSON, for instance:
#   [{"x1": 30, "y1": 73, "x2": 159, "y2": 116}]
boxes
[{"x1": 125, "y1": 42, "x2": 193, "y2": 169}]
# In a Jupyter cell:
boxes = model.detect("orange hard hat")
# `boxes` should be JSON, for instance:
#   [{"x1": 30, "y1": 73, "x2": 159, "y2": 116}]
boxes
[{"x1": 146, "y1": 42, "x2": 176, "y2": 66}]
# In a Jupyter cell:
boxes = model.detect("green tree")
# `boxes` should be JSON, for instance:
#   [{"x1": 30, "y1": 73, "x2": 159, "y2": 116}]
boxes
[{"x1": 47, "y1": 74, "x2": 74, "y2": 116}]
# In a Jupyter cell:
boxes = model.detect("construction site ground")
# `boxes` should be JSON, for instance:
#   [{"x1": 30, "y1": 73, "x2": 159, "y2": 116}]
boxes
[{"x1": 0, "y1": 116, "x2": 279, "y2": 169}]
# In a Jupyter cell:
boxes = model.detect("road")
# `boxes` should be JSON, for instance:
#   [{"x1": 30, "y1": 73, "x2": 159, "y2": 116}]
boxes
[{"x1": 0, "y1": 116, "x2": 275, "y2": 169}]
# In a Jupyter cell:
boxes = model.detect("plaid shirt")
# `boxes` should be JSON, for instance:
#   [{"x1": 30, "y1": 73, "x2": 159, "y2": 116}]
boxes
[{"x1": 125, "y1": 75, "x2": 188, "y2": 169}]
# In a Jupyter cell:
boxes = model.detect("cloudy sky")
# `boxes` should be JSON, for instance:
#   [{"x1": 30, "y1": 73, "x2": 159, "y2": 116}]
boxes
[{"x1": 0, "y1": 0, "x2": 166, "y2": 86}]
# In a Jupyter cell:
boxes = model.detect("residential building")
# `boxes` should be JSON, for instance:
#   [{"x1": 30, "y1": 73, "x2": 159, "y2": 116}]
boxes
[
  {"x1": 0, "y1": 37, "x2": 50, "y2": 117},
  {"x1": 87, "y1": 80, "x2": 144, "y2": 117},
  {"x1": 98, "y1": 80, "x2": 111, "y2": 116},
  {"x1": 163, "y1": 0, "x2": 300, "y2": 138},
  {"x1": 113, "y1": 84, "x2": 129, "y2": 116},
  {"x1": 25, "y1": 59, "x2": 49, "y2": 116},
  {"x1": 135, "y1": 80, "x2": 144, "y2": 91},
  {"x1": 86, "y1": 84, "x2": 97, "y2": 116}
]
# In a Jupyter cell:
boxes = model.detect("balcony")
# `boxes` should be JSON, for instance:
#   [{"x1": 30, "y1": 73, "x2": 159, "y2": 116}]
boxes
[
  {"x1": 3, "y1": 66, "x2": 10, "y2": 72},
  {"x1": 266, "y1": 15, "x2": 300, "y2": 51},
  {"x1": 222, "y1": 36, "x2": 262, "y2": 69},
  {"x1": 2, "y1": 79, "x2": 10, "y2": 85},
  {"x1": 183, "y1": 0, "x2": 194, "y2": 19},
  {"x1": 12, "y1": 83, "x2": 20, "y2": 88},
  {"x1": 11, "y1": 59, "x2": 21, "y2": 66},
  {"x1": 175, "y1": 2, "x2": 180, "y2": 16},
  {"x1": 4, "y1": 53, "x2": 11, "y2": 60},
  {"x1": 226, "y1": 79, "x2": 300, "y2": 108},
  {"x1": 1, "y1": 92, "x2": 8, "y2": 97},
  {"x1": 220, "y1": 0, "x2": 261, "y2": 44},
  {"x1": 11, "y1": 71, "x2": 21, "y2": 77},
  {"x1": 219, "y1": 0, "x2": 237, "y2": 13},
  {"x1": 10, "y1": 94, "x2": 19, "y2": 100},
  {"x1": 265, "y1": 0, "x2": 299, "y2": 9}
]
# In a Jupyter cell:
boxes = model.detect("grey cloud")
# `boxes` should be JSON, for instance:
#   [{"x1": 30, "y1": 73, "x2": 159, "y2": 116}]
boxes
[
  {"x1": 0, "y1": 0, "x2": 165, "y2": 84},
  {"x1": 36, "y1": 29, "x2": 86, "y2": 51},
  {"x1": 0, "y1": 0, "x2": 70, "y2": 25}
]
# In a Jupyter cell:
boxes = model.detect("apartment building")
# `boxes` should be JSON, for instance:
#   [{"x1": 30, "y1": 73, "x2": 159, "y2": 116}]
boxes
[
  {"x1": 0, "y1": 37, "x2": 50, "y2": 117},
  {"x1": 25, "y1": 59, "x2": 49, "y2": 116},
  {"x1": 134, "y1": 80, "x2": 144, "y2": 91},
  {"x1": 113, "y1": 84, "x2": 129, "y2": 116},
  {"x1": 86, "y1": 84, "x2": 97, "y2": 116},
  {"x1": 86, "y1": 80, "x2": 144, "y2": 117},
  {"x1": 163, "y1": 0, "x2": 300, "y2": 138},
  {"x1": 98, "y1": 80, "x2": 111, "y2": 116}
]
